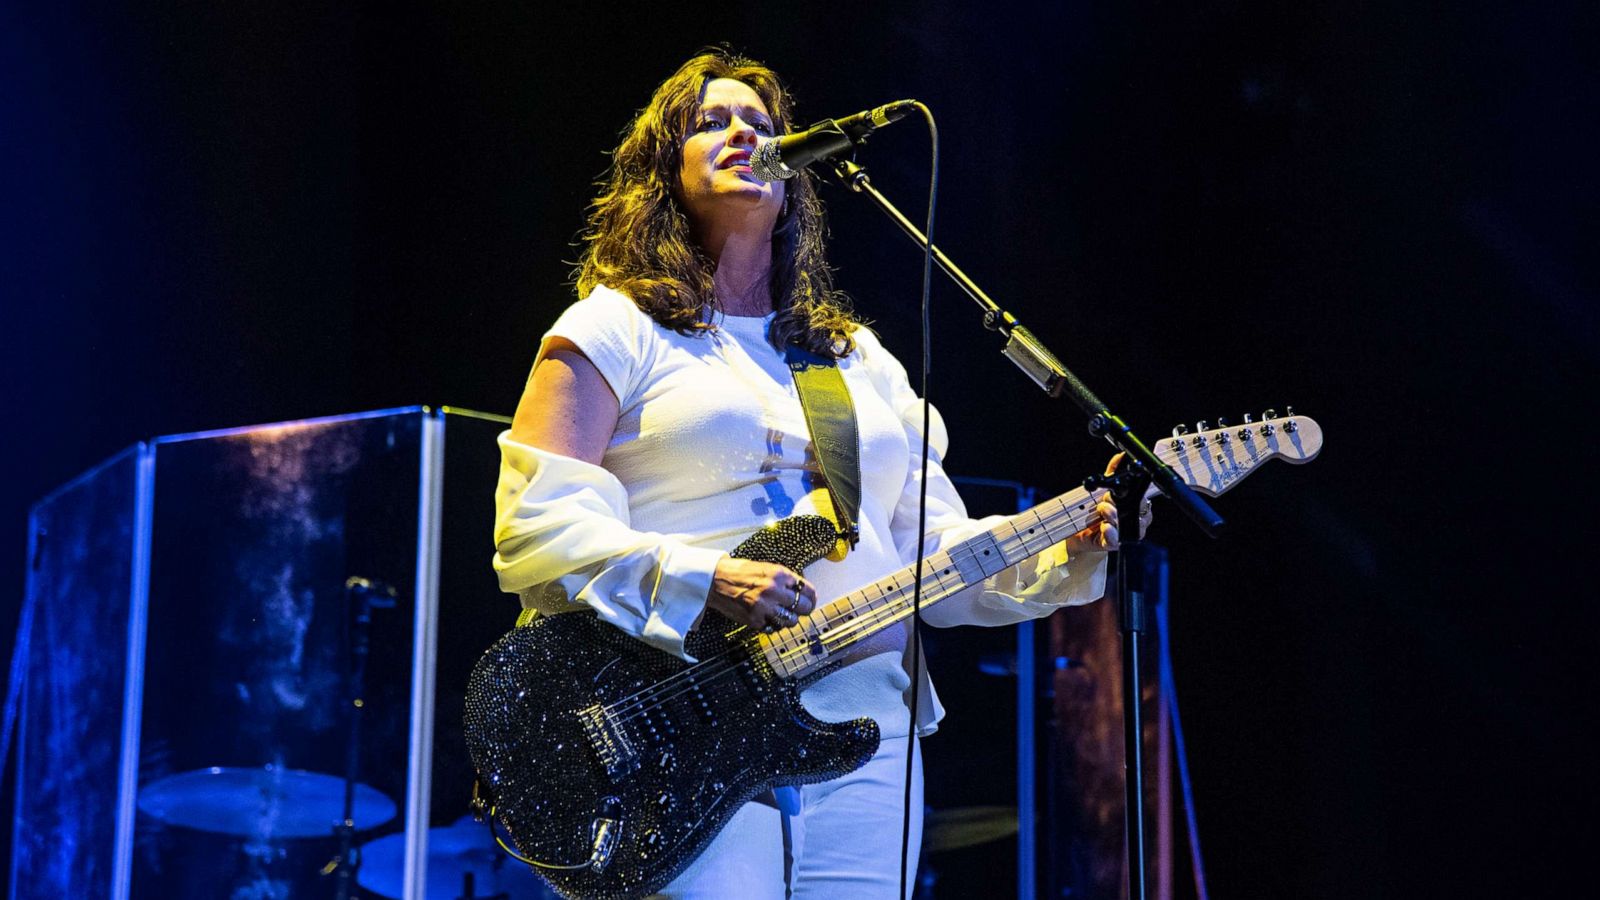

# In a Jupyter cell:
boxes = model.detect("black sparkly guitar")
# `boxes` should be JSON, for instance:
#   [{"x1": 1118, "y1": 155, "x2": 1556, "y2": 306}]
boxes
[{"x1": 463, "y1": 414, "x2": 1322, "y2": 898}]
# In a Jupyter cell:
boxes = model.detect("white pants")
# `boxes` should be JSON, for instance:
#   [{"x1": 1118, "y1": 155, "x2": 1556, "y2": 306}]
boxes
[{"x1": 650, "y1": 735, "x2": 924, "y2": 899}]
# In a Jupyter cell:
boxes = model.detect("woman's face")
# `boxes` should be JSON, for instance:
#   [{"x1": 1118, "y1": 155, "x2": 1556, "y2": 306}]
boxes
[{"x1": 676, "y1": 77, "x2": 785, "y2": 236}]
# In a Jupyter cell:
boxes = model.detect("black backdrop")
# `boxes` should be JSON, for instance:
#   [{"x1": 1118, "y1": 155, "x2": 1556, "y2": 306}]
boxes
[{"x1": 2, "y1": 2, "x2": 1593, "y2": 897}]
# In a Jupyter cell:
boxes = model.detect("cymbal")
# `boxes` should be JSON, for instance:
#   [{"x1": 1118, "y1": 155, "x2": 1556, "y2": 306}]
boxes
[
  {"x1": 923, "y1": 805, "x2": 1019, "y2": 853},
  {"x1": 137, "y1": 766, "x2": 397, "y2": 839},
  {"x1": 357, "y1": 814, "x2": 555, "y2": 899}
]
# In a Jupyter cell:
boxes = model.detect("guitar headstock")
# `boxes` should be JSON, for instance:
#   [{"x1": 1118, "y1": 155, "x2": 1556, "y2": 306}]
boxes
[{"x1": 1153, "y1": 408, "x2": 1323, "y2": 497}]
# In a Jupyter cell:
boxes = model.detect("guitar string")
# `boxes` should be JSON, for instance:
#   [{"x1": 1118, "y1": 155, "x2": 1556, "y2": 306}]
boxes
[
  {"x1": 771, "y1": 499, "x2": 1102, "y2": 670},
  {"x1": 599, "y1": 460, "x2": 1187, "y2": 723},
  {"x1": 601, "y1": 502, "x2": 1079, "y2": 724},
  {"x1": 781, "y1": 494, "x2": 1106, "y2": 656},
  {"x1": 604, "y1": 522, "x2": 1041, "y2": 728},
  {"x1": 606, "y1": 430, "x2": 1290, "y2": 728},
  {"x1": 752, "y1": 491, "x2": 1101, "y2": 679},
  {"x1": 596, "y1": 528, "x2": 999, "y2": 723},
  {"x1": 602, "y1": 552, "x2": 981, "y2": 727},
  {"x1": 592, "y1": 427, "x2": 1295, "y2": 724},
  {"x1": 605, "y1": 493, "x2": 1107, "y2": 726},
  {"x1": 770, "y1": 432, "x2": 1308, "y2": 670},
  {"x1": 602, "y1": 486, "x2": 1107, "y2": 723},
  {"x1": 605, "y1": 484, "x2": 1125, "y2": 728}
]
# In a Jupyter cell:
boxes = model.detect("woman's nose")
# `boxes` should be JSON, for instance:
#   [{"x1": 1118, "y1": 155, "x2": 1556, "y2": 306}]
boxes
[{"x1": 727, "y1": 117, "x2": 758, "y2": 147}]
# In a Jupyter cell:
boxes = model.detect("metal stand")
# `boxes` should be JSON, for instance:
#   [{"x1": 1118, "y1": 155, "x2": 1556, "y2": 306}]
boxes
[
  {"x1": 828, "y1": 157, "x2": 1222, "y2": 900},
  {"x1": 329, "y1": 576, "x2": 396, "y2": 900}
]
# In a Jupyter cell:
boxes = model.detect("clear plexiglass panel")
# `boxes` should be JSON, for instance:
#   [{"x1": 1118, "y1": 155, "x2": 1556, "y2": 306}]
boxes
[
  {"x1": 13, "y1": 445, "x2": 145, "y2": 900},
  {"x1": 14, "y1": 406, "x2": 565, "y2": 898},
  {"x1": 132, "y1": 410, "x2": 426, "y2": 897}
]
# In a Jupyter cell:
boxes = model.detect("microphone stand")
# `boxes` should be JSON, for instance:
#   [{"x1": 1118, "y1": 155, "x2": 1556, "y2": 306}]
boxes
[
  {"x1": 329, "y1": 576, "x2": 397, "y2": 900},
  {"x1": 828, "y1": 157, "x2": 1223, "y2": 900}
]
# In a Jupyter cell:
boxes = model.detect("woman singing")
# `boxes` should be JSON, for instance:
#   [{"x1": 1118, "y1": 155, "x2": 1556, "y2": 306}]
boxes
[{"x1": 491, "y1": 48, "x2": 1133, "y2": 898}]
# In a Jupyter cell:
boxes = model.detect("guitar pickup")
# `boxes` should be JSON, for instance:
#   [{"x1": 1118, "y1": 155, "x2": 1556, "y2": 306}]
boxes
[{"x1": 579, "y1": 704, "x2": 639, "y2": 780}]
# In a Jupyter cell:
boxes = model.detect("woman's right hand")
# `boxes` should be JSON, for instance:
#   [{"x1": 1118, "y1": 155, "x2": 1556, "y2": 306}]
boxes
[{"x1": 706, "y1": 557, "x2": 819, "y2": 633}]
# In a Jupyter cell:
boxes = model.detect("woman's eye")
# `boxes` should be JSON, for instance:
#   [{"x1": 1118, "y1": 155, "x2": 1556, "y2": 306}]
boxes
[
  {"x1": 753, "y1": 121, "x2": 775, "y2": 135},
  {"x1": 697, "y1": 116, "x2": 725, "y2": 131}
]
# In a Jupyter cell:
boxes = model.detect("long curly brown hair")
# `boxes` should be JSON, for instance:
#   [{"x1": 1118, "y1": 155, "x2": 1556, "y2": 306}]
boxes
[{"x1": 574, "y1": 49, "x2": 858, "y2": 357}]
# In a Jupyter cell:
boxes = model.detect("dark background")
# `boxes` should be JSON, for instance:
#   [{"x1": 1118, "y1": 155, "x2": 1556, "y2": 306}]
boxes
[{"x1": 3, "y1": 1, "x2": 1593, "y2": 897}]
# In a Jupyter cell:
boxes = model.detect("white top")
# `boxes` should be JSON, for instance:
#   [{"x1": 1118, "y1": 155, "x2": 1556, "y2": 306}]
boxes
[{"x1": 493, "y1": 285, "x2": 1107, "y2": 737}]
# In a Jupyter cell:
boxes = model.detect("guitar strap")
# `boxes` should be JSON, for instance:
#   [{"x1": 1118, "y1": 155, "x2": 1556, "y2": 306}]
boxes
[{"x1": 784, "y1": 344, "x2": 862, "y2": 552}]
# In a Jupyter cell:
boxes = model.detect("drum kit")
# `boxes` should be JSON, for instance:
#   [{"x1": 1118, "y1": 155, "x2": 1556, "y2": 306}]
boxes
[{"x1": 137, "y1": 765, "x2": 552, "y2": 898}]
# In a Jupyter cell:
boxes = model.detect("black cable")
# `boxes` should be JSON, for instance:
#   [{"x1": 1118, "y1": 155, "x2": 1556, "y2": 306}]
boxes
[{"x1": 899, "y1": 100, "x2": 938, "y2": 900}]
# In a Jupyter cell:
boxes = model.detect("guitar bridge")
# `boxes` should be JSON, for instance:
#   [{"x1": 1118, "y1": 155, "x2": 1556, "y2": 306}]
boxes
[{"x1": 578, "y1": 704, "x2": 638, "y2": 779}]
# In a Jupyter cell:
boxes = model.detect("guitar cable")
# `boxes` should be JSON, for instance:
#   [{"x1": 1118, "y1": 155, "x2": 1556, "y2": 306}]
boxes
[
  {"x1": 472, "y1": 780, "x2": 598, "y2": 872},
  {"x1": 898, "y1": 100, "x2": 939, "y2": 900}
]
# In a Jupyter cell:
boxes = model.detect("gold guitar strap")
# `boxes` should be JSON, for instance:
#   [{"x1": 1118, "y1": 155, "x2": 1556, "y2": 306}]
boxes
[{"x1": 784, "y1": 344, "x2": 862, "y2": 559}]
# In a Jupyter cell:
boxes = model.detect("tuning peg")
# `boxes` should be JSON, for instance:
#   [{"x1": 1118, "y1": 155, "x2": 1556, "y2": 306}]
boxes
[
  {"x1": 1285, "y1": 405, "x2": 1295, "y2": 417},
  {"x1": 1263, "y1": 408, "x2": 1278, "y2": 420},
  {"x1": 1216, "y1": 417, "x2": 1228, "y2": 428},
  {"x1": 1172, "y1": 424, "x2": 1189, "y2": 437},
  {"x1": 1242, "y1": 413, "x2": 1253, "y2": 424},
  {"x1": 1196, "y1": 420, "x2": 1209, "y2": 433}
]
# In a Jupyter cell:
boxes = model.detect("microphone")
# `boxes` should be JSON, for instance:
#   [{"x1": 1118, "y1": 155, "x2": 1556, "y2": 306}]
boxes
[{"x1": 750, "y1": 99, "x2": 917, "y2": 182}]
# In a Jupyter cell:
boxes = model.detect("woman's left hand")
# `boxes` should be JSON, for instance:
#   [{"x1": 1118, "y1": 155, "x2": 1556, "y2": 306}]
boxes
[{"x1": 1062, "y1": 454, "x2": 1154, "y2": 554}]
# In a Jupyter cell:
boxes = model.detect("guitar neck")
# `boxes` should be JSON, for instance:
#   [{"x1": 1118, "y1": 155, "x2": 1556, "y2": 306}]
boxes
[
  {"x1": 754, "y1": 412, "x2": 1324, "y2": 680},
  {"x1": 758, "y1": 409, "x2": 1324, "y2": 675},
  {"x1": 759, "y1": 484, "x2": 1109, "y2": 680}
]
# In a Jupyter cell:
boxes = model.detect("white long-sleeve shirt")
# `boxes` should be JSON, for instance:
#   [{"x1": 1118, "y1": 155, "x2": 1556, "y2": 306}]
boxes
[{"x1": 493, "y1": 286, "x2": 1106, "y2": 737}]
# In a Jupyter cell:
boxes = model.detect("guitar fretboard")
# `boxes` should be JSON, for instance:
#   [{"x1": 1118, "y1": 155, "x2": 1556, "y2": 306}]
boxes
[
  {"x1": 755, "y1": 412, "x2": 1321, "y2": 680},
  {"x1": 759, "y1": 485, "x2": 1110, "y2": 679}
]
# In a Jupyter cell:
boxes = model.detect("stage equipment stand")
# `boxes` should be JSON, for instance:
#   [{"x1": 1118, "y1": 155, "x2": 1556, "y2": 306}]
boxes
[
  {"x1": 329, "y1": 576, "x2": 397, "y2": 899},
  {"x1": 829, "y1": 158, "x2": 1223, "y2": 900}
]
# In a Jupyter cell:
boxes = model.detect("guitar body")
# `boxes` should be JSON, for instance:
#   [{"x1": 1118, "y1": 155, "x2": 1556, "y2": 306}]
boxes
[{"x1": 463, "y1": 517, "x2": 880, "y2": 899}]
